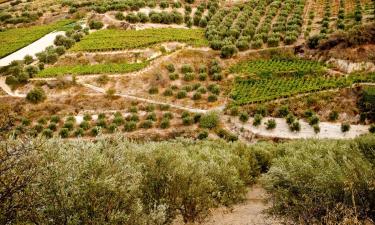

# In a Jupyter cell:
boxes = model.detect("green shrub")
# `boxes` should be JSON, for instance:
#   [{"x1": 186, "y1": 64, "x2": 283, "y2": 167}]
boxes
[
  {"x1": 277, "y1": 105, "x2": 289, "y2": 117},
  {"x1": 313, "y1": 124, "x2": 320, "y2": 134},
  {"x1": 176, "y1": 90, "x2": 187, "y2": 99},
  {"x1": 59, "y1": 128, "x2": 70, "y2": 138},
  {"x1": 183, "y1": 73, "x2": 195, "y2": 81},
  {"x1": 163, "y1": 112, "x2": 173, "y2": 120},
  {"x1": 140, "y1": 120, "x2": 153, "y2": 129},
  {"x1": 341, "y1": 123, "x2": 350, "y2": 133},
  {"x1": 239, "y1": 112, "x2": 249, "y2": 123},
  {"x1": 197, "y1": 130, "x2": 208, "y2": 140},
  {"x1": 169, "y1": 72, "x2": 179, "y2": 80},
  {"x1": 63, "y1": 121, "x2": 74, "y2": 131},
  {"x1": 182, "y1": 116, "x2": 193, "y2": 126},
  {"x1": 50, "y1": 115, "x2": 60, "y2": 123},
  {"x1": 124, "y1": 121, "x2": 137, "y2": 132},
  {"x1": 107, "y1": 124, "x2": 118, "y2": 133},
  {"x1": 148, "y1": 86, "x2": 159, "y2": 95},
  {"x1": 198, "y1": 73, "x2": 207, "y2": 81},
  {"x1": 42, "y1": 129, "x2": 53, "y2": 138},
  {"x1": 220, "y1": 44, "x2": 237, "y2": 58},
  {"x1": 265, "y1": 119, "x2": 277, "y2": 130},
  {"x1": 192, "y1": 92, "x2": 202, "y2": 100},
  {"x1": 74, "y1": 128, "x2": 85, "y2": 137},
  {"x1": 304, "y1": 109, "x2": 315, "y2": 118},
  {"x1": 96, "y1": 119, "x2": 107, "y2": 128},
  {"x1": 199, "y1": 112, "x2": 219, "y2": 129},
  {"x1": 286, "y1": 114, "x2": 295, "y2": 125},
  {"x1": 181, "y1": 64, "x2": 193, "y2": 74},
  {"x1": 253, "y1": 114, "x2": 263, "y2": 127},
  {"x1": 26, "y1": 88, "x2": 46, "y2": 104},
  {"x1": 290, "y1": 121, "x2": 301, "y2": 132},
  {"x1": 308, "y1": 115, "x2": 320, "y2": 126},
  {"x1": 146, "y1": 113, "x2": 157, "y2": 121},
  {"x1": 160, "y1": 118, "x2": 170, "y2": 129},
  {"x1": 328, "y1": 111, "x2": 339, "y2": 121},
  {"x1": 48, "y1": 122, "x2": 57, "y2": 131},
  {"x1": 89, "y1": 20, "x2": 104, "y2": 30},
  {"x1": 369, "y1": 124, "x2": 375, "y2": 133},
  {"x1": 91, "y1": 126, "x2": 101, "y2": 136},
  {"x1": 166, "y1": 64, "x2": 175, "y2": 72},
  {"x1": 80, "y1": 121, "x2": 91, "y2": 130},
  {"x1": 207, "y1": 94, "x2": 218, "y2": 102},
  {"x1": 197, "y1": 87, "x2": 207, "y2": 94}
]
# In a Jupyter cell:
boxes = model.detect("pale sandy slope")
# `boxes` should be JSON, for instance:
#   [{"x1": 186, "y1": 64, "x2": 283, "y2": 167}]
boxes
[{"x1": 228, "y1": 117, "x2": 369, "y2": 140}]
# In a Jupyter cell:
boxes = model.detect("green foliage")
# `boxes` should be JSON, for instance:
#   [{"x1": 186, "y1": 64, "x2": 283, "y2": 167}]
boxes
[
  {"x1": 341, "y1": 123, "x2": 351, "y2": 132},
  {"x1": 262, "y1": 137, "x2": 375, "y2": 224},
  {"x1": 253, "y1": 114, "x2": 263, "y2": 127},
  {"x1": 124, "y1": 121, "x2": 137, "y2": 132},
  {"x1": 239, "y1": 112, "x2": 249, "y2": 123},
  {"x1": 329, "y1": 110, "x2": 339, "y2": 121},
  {"x1": 290, "y1": 121, "x2": 301, "y2": 132},
  {"x1": 265, "y1": 119, "x2": 276, "y2": 130},
  {"x1": 199, "y1": 112, "x2": 219, "y2": 129},
  {"x1": 89, "y1": 20, "x2": 104, "y2": 30},
  {"x1": 26, "y1": 87, "x2": 46, "y2": 104}
]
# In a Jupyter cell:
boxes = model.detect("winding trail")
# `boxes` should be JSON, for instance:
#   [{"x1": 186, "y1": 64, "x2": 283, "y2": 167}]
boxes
[
  {"x1": 80, "y1": 82, "x2": 207, "y2": 113},
  {"x1": 0, "y1": 77, "x2": 26, "y2": 97}
]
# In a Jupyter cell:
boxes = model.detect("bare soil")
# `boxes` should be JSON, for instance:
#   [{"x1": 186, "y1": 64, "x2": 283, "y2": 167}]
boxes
[{"x1": 173, "y1": 185, "x2": 280, "y2": 225}]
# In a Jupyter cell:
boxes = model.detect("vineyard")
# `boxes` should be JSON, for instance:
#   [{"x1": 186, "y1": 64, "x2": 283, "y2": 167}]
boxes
[
  {"x1": 0, "y1": 20, "x2": 74, "y2": 58},
  {"x1": 230, "y1": 58, "x2": 326, "y2": 77},
  {"x1": 70, "y1": 28, "x2": 208, "y2": 52},
  {"x1": 205, "y1": 0, "x2": 305, "y2": 55},
  {"x1": 36, "y1": 62, "x2": 148, "y2": 77},
  {"x1": 230, "y1": 73, "x2": 375, "y2": 104}
]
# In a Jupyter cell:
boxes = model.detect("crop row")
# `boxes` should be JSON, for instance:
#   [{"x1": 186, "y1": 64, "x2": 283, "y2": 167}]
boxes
[
  {"x1": 70, "y1": 28, "x2": 208, "y2": 52},
  {"x1": 205, "y1": 0, "x2": 305, "y2": 54},
  {"x1": 36, "y1": 62, "x2": 148, "y2": 77},
  {"x1": 230, "y1": 59, "x2": 326, "y2": 76},
  {"x1": 0, "y1": 19, "x2": 74, "y2": 58},
  {"x1": 230, "y1": 73, "x2": 375, "y2": 104}
]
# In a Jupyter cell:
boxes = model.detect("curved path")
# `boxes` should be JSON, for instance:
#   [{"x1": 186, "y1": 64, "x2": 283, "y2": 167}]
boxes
[
  {"x1": 80, "y1": 82, "x2": 207, "y2": 113},
  {"x1": 0, "y1": 31, "x2": 65, "y2": 67},
  {"x1": 0, "y1": 77, "x2": 26, "y2": 97}
]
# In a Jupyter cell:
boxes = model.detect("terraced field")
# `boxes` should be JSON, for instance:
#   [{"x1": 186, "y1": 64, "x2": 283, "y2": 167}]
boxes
[
  {"x1": 0, "y1": 20, "x2": 74, "y2": 58},
  {"x1": 71, "y1": 28, "x2": 208, "y2": 52}
]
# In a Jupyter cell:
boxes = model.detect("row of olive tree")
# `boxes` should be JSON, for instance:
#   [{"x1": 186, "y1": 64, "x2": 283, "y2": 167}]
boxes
[
  {"x1": 262, "y1": 135, "x2": 375, "y2": 224},
  {"x1": 0, "y1": 136, "x2": 274, "y2": 225}
]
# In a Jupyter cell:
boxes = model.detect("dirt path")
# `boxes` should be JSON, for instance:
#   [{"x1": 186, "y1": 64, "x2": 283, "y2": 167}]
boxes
[
  {"x1": 173, "y1": 185, "x2": 280, "y2": 225},
  {"x1": 0, "y1": 31, "x2": 65, "y2": 67},
  {"x1": 0, "y1": 77, "x2": 26, "y2": 97},
  {"x1": 80, "y1": 82, "x2": 208, "y2": 113},
  {"x1": 226, "y1": 116, "x2": 370, "y2": 140}
]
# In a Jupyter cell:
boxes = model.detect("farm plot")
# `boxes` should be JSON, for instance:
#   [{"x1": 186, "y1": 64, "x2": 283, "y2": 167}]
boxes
[
  {"x1": 230, "y1": 59, "x2": 326, "y2": 77},
  {"x1": 37, "y1": 62, "x2": 148, "y2": 77},
  {"x1": 70, "y1": 28, "x2": 208, "y2": 52},
  {"x1": 230, "y1": 73, "x2": 375, "y2": 104},
  {"x1": 206, "y1": 0, "x2": 306, "y2": 53},
  {"x1": 0, "y1": 19, "x2": 74, "y2": 58}
]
